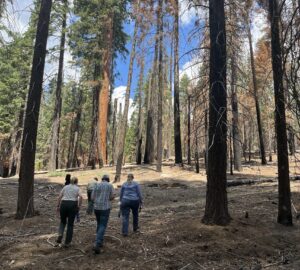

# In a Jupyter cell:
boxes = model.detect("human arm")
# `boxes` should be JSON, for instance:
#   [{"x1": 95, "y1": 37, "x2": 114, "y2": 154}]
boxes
[
  {"x1": 110, "y1": 186, "x2": 115, "y2": 201},
  {"x1": 57, "y1": 187, "x2": 64, "y2": 211},
  {"x1": 78, "y1": 189, "x2": 83, "y2": 208},
  {"x1": 136, "y1": 183, "x2": 143, "y2": 204},
  {"x1": 120, "y1": 185, "x2": 124, "y2": 201}
]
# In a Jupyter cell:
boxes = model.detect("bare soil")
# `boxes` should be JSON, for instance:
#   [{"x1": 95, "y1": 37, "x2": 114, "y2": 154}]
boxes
[{"x1": 1, "y1": 159, "x2": 300, "y2": 270}]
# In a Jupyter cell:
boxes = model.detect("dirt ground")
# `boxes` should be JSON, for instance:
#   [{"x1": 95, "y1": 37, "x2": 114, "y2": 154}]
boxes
[{"x1": 1, "y1": 158, "x2": 300, "y2": 270}]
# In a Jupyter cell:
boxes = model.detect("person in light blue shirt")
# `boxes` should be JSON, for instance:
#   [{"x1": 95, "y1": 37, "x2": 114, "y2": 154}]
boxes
[{"x1": 120, "y1": 173, "x2": 143, "y2": 236}]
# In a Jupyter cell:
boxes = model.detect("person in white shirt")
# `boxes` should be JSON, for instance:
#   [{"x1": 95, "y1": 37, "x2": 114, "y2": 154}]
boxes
[{"x1": 56, "y1": 176, "x2": 82, "y2": 247}]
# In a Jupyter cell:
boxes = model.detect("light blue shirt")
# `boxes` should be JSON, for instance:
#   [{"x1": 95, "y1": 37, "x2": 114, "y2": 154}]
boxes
[{"x1": 120, "y1": 181, "x2": 143, "y2": 202}]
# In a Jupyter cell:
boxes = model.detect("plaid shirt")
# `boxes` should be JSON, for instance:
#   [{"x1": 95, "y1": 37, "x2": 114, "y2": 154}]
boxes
[{"x1": 92, "y1": 181, "x2": 114, "y2": 210}]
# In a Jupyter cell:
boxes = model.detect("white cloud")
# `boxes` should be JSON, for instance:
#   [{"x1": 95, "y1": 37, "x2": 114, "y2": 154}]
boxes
[
  {"x1": 179, "y1": 57, "x2": 202, "y2": 84},
  {"x1": 251, "y1": 9, "x2": 268, "y2": 50},
  {"x1": 112, "y1": 86, "x2": 135, "y2": 121},
  {"x1": 179, "y1": 0, "x2": 197, "y2": 25}
]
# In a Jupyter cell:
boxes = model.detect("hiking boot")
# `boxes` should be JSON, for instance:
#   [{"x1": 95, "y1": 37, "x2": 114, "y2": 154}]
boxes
[
  {"x1": 63, "y1": 243, "x2": 71, "y2": 248},
  {"x1": 56, "y1": 235, "x2": 63, "y2": 244},
  {"x1": 93, "y1": 246, "x2": 101, "y2": 254}
]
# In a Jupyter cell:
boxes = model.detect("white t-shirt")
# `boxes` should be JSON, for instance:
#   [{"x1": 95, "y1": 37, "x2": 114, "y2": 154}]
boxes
[{"x1": 60, "y1": 184, "x2": 81, "y2": 201}]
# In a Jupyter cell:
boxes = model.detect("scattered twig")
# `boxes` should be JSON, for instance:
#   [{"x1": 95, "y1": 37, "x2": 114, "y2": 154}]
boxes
[
  {"x1": 74, "y1": 248, "x2": 86, "y2": 254},
  {"x1": 46, "y1": 236, "x2": 56, "y2": 247},
  {"x1": 263, "y1": 261, "x2": 282, "y2": 268},
  {"x1": 179, "y1": 263, "x2": 192, "y2": 270},
  {"x1": 59, "y1": 255, "x2": 84, "y2": 262},
  {"x1": 104, "y1": 235, "x2": 122, "y2": 246},
  {"x1": 193, "y1": 260, "x2": 205, "y2": 269}
]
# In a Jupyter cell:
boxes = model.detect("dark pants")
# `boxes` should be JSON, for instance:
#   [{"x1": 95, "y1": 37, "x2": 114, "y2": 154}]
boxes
[
  {"x1": 94, "y1": 209, "x2": 110, "y2": 248},
  {"x1": 121, "y1": 199, "x2": 140, "y2": 235},
  {"x1": 58, "y1": 200, "x2": 78, "y2": 244},
  {"x1": 86, "y1": 190, "x2": 94, "y2": 214}
]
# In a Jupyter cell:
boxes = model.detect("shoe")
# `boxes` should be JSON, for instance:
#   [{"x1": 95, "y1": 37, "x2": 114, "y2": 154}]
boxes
[
  {"x1": 133, "y1": 229, "x2": 140, "y2": 233},
  {"x1": 56, "y1": 235, "x2": 63, "y2": 244},
  {"x1": 122, "y1": 233, "x2": 128, "y2": 237},
  {"x1": 63, "y1": 243, "x2": 71, "y2": 248},
  {"x1": 93, "y1": 246, "x2": 101, "y2": 254}
]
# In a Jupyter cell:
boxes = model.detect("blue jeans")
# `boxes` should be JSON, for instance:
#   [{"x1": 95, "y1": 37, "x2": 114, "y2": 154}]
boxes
[
  {"x1": 121, "y1": 199, "x2": 140, "y2": 235},
  {"x1": 94, "y1": 209, "x2": 110, "y2": 247}
]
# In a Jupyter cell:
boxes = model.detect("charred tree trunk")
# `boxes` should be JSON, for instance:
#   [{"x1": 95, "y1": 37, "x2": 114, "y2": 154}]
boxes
[
  {"x1": 49, "y1": 0, "x2": 67, "y2": 171},
  {"x1": 173, "y1": 0, "x2": 182, "y2": 165},
  {"x1": 16, "y1": 0, "x2": 52, "y2": 219},
  {"x1": 136, "y1": 60, "x2": 144, "y2": 165},
  {"x1": 87, "y1": 64, "x2": 101, "y2": 169},
  {"x1": 187, "y1": 95, "x2": 191, "y2": 165},
  {"x1": 269, "y1": 0, "x2": 292, "y2": 225},
  {"x1": 247, "y1": 17, "x2": 267, "y2": 165},
  {"x1": 202, "y1": 0, "x2": 231, "y2": 225},
  {"x1": 156, "y1": 0, "x2": 163, "y2": 172},
  {"x1": 114, "y1": 18, "x2": 138, "y2": 182},
  {"x1": 67, "y1": 87, "x2": 83, "y2": 168}
]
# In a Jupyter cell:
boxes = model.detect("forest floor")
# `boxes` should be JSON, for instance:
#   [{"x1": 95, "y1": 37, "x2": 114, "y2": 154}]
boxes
[{"x1": 1, "y1": 157, "x2": 300, "y2": 270}]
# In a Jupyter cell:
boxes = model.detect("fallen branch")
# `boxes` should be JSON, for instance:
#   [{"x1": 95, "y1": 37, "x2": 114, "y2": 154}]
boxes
[
  {"x1": 227, "y1": 179, "x2": 274, "y2": 187},
  {"x1": 59, "y1": 255, "x2": 84, "y2": 262},
  {"x1": 179, "y1": 263, "x2": 192, "y2": 270},
  {"x1": 104, "y1": 235, "x2": 122, "y2": 246}
]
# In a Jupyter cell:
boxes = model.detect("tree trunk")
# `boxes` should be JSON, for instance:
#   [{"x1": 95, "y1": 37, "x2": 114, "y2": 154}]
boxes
[
  {"x1": 136, "y1": 60, "x2": 144, "y2": 165},
  {"x1": 202, "y1": 0, "x2": 231, "y2": 225},
  {"x1": 173, "y1": 0, "x2": 182, "y2": 165},
  {"x1": 114, "y1": 18, "x2": 138, "y2": 182},
  {"x1": 110, "y1": 98, "x2": 118, "y2": 165},
  {"x1": 246, "y1": 17, "x2": 267, "y2": 165},
  {"x1": 268, "y1": 0, "x2": 292, "y2": 225},
  {"x1": 49, "y1": 0, "x2": 67, "y2": 171},
  {"x1": 87, "y1": 64, "x2": 101, "y2": 169},
  {"x1": 99, "y1": 16, "x2": 114, "y2": 166},
  {"x1": 67, "y1": 87, "x2": 83, "y2": 168},
  {"x1": 16, "y1": 0, "x2": 52, "y2": 219},
  {"x1": 156, "y1": 0, "x2": 163, "y2": 172},
  {"x1": 187, "y1": 95, "x2": 191, "y2": 165}
]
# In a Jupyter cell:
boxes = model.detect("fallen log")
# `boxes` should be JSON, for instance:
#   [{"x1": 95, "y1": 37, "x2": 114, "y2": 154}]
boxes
[{"x1": 227, "y1": 179, "x2": 274, "y2": 187}]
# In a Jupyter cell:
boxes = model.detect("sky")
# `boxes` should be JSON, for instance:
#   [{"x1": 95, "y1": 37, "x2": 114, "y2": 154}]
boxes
[{"x1": 0, "y1": 0, "x2": 268, "y2": 117}]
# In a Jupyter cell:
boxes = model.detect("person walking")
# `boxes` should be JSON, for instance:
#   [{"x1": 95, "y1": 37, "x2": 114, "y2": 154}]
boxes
[
  {"x1": 56, "y1": 176, "x2": 82, "y2": 247},
  {"x1": 120, "y1": 173, "x2": 143, "y2": 236},
  {"x1": 92, "y1": 175, "x2": 114, "y2": 254},
  {"x1": 86, "y1": 177, "x2": 98, "y2": 214}
]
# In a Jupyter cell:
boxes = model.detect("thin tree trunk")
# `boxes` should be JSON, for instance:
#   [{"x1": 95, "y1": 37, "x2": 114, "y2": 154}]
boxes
[
  {"x1": 246, "y1": 17, "x2": 267, "y2": 165},
  {"x1": 268, "y1": 0, "x2": 292, "y2": 225},
  {"x1": 111, "y1": 98, "x2": 118, "y2": 165},
  {"x1": 136, "y1": 59, "x2": 144, "y2": 165},
  {"x1": 114, "y1": 17, "x2": 138, "y2": 182},
  {"x1": 174, "y1": 0, "x2": 182, "y2": 165},
  {"x1": 16, "y1": 0, "x2": 52, "y2": 219},
  {"x1": 156, "y1": 0, "x2": 163, "y2": 172},
  {"x1": 187, "y1": 95, "x2": 191, "y2": 165},
  {"x1": 49, "y1": 0, "x2": 67, "y2": 171},
  {"x1": 202, "y1": 0, "x2": 231, "y2": 225}
]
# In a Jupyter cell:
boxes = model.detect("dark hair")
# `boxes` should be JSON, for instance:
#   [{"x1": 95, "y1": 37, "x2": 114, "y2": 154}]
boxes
[
  {"x1": 102, "y1": 175, "x2": 110, "y2": 182},
  {"x1": 65, "y1": 174, "x2": 71, "y2": 186}
]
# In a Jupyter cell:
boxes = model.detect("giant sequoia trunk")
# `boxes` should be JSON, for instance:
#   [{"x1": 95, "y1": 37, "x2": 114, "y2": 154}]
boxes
[
  {"x1": 202, "y1": 0, "x2": 231, "y2": 225},
  {"x1": 268, "y1": 0, "x2": 292, "y2": 225},
  {"x1": 49, "y1": 0, "x2": 67, "y2": 171},
  {"x1": 156, "y1": 0, "x2": 163, "y2": 172},
  {"x1": 114, "y1": 19, "x2": 138, "y2": 182},
  {"x1": 187, "y1": 95, "x2": 191, "y2": 165},
  {"x1": 173, "y1": 0, "x2": 182, "y2": 164},
  {"x1": 16, "y1": 0, "x2": 52, "y2": 219},
  {"x1": 110, "y1": 98, "x2": 118, "y2": 165},
  {"x1": 98, "y1": 16, "x2": 113, "y2": 166},
  {"x1": 247, "y1": 17, "x2": 267, "y2": 165}
]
